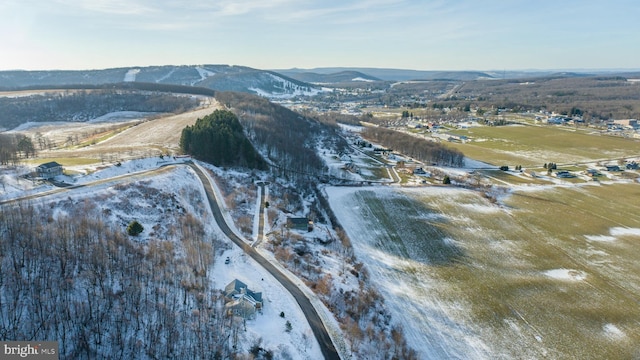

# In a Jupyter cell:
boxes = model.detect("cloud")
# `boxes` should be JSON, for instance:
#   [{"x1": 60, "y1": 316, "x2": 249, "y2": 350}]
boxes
[
  {"x1": 52, "y1": 0, "x2": 297, "y2": 17},
  {"x1": 270, "y1": 0, "x2": 409, "y2": 23},
  {"x1": 53, "y1": 0, "x2": 158, "y2": 15},
  {"x1": 43, "y1": 0, "x2": 304, "y2": 31},
  {"x1": 206, "y1": 0, "x2": 295, "y2": 17}
]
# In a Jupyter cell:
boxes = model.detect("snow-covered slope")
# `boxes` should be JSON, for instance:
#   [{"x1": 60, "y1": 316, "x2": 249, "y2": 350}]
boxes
[{"x1": 0, "y1": 65, "x2": 324, "y2": 99}]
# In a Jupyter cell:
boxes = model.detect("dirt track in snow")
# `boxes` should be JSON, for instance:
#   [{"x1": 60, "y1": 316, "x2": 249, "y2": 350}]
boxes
[
  {"x1": 95, "y1": 100, "x2": 218, "y2": 151},
  {"x1": 22, "y1": 98, "x2": 219, "y2": 160}
]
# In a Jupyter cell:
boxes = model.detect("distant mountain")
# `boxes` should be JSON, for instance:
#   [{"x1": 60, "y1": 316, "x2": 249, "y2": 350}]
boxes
[
  {"x1": 482, "y1": 71, "x2": 596, "y2": 80},
  {"x1": 278, "y1": 67, "x2": 640, "y2": 82},
  {"x1": 282, "y1": 70, "x2": 381, "y2": 84},
  {"x1": 4, "y1": 65, "x2": 636, "y2": 98},
  {"x1": 277, "y1": 68, "x2": 495, "y2": 81},
  {"x1": 0, "y1": 65, "x2": 324, "y2": 99},
  {"x1": 196, "y1": 68, "x2": 325, "y2": 98}
]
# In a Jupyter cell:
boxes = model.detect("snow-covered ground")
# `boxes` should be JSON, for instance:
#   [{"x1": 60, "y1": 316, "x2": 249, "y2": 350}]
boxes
[
  {"x1": 195, "y1": 66, "x2": 216, "y2": 84},
  {"x1": 1, "y1": 158, "x2": 323, "y2": 359},
  {"x1": 5, "y1": 117, "x2": 639, "y2": 358},
  {"x1": 9, "y1": 111, "x2": 160, "y2": 131},
  {"x1": 124, "y1": 68, "x2": 140, "y2": 82},
  {"x1": 0, "y1": 157, "x2": 172, "y2": 202},
  {"x1": 326, "y1": 186, "x2": 493, "y2": 359},
  {"x1": 325, "y1": 175, "x2": 640, "y2": 359},
  {"x1": 249, "y1": 73, "x2": 332, "y2": 99}
]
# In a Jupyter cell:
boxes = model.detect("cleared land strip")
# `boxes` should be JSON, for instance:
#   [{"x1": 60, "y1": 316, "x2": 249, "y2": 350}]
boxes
[{"x1": 31, "y1": 98, "x2": 220, "y2": 161}]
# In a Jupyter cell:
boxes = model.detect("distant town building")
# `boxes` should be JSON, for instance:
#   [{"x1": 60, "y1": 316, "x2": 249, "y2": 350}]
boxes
[{"x1": 612, "y1": 119, "x2": 638, "y2": 129}]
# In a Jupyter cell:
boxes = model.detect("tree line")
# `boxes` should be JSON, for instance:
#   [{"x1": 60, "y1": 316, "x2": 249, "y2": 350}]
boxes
[
  {"x1": 0, "y1": 89, "x2": 200, "y2": 131},
  {"x1": 435, "y1": 76, "x2": 640, "y2": 122},
  {"x1": 362, "y1": 126, "x2": 465, "y2": 167},
  {"x1": 0, "y1": 134, "x2": 36, "y2": 165},
  {"x1": 180, "y1": 109, "x2": 267, "y2": 169}
]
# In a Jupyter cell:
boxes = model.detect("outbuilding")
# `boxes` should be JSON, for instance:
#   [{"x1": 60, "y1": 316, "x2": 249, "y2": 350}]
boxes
[{"x1": 287, "y1": 217, "x2": 314, "y2": 232}]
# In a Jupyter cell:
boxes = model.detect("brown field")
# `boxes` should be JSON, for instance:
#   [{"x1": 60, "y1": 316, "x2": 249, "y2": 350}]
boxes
[{"x1": 18, "y1": 98, "x2": 219, "y2": 163}]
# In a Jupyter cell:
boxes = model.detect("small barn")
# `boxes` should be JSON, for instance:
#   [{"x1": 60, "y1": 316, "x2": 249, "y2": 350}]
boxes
[
  {"x1": 287, "y1": 217, "x2": 314, "y2": 232},
  {"x1": 36, "y1": 161, "x2": 63, "y2": 179}
]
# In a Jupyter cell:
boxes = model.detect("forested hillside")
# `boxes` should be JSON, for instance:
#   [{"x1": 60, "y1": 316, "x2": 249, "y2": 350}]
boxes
[
  {"x1": 180, "y1": 110, "x2": 266, "y2": 169},
  {"x1": 0, "y1": 65, "x2": 320, "y2": 98},
  {"x1": 0, "y1": 90, "x2": 199, "y2": 131},
  {"x1": 0, "y1": 184, "x2": 238, "y2": 359},
  {"x1": 432, "y1": 76, "x2": 640, "y2": 121},
  {"x1": 215, "y1": 92, "x2": 349, "y2": 181}
]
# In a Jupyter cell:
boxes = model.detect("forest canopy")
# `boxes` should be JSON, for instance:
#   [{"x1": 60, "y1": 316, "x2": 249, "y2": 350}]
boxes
[{"x1": 180, "y1": 109, "x2": 266, "y2": 169}]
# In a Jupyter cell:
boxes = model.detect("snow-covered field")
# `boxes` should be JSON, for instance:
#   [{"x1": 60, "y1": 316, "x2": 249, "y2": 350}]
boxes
[
  {"x1": 326, "y1": 186, "x2": 495, "y2": 359},
  {"x1": 326, "y1": 183, "x2": 640, "y2": 359}
]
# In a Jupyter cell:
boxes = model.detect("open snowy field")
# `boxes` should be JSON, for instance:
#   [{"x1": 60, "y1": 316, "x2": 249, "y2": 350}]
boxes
[{"x1": 327, "y1": 183, "x2": 640, "y2": 359}]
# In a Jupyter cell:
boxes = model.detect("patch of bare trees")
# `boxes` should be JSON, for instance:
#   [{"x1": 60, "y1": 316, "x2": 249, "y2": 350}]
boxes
[
  {"x1": 215, "y1": 91, "x2": 347, "y2": 183},
  {"x1": 0, "y1": 199, "x2": 245, "y2": 359},
  {"x1": 362, "y1": 126, "x2": 464, "y2": 167},
  {"x1": 0, "y1": 90, "x2": 199, "y2": 131}
]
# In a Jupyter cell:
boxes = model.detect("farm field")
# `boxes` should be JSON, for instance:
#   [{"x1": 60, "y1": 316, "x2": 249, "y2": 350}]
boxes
[
  {"x1": 11, "y1": 98, "x2": 219, "y2": 166},
  {"x1": 443, "y1": 124, "x2": 640, "y2": 167},
  {"x1": 326, "y1": 182, "x2": 640, "y2": 359}
]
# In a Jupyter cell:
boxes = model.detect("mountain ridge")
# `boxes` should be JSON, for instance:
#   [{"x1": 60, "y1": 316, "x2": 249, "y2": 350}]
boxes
[
  {"x1": 275, "y1": 67, "x2": 640, "y2": 81},
  {"x1": 0, "y1": 65, "x2": 323, "y2": 99},
  {"x1": 3, "y1": 65, "x2": 640, "y2": 98}
]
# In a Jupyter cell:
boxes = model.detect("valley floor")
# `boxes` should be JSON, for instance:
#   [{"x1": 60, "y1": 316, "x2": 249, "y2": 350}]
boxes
[{"x1": 326, "y1": 183, "x2": 640, "y2": 359}]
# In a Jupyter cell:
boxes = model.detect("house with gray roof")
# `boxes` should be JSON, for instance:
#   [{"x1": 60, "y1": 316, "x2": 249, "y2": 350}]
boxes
[
  {"x1": 36, "y1": 161, "x2": 63, "y2": 179},
  {"x1": 224, "y1": 279, "x2": 263, "y2": 319}
]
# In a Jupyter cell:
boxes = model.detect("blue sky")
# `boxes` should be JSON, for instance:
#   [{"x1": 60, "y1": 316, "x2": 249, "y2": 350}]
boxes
[{"x1": 1, "y1": 0, "x2": 639, "y2": 71}]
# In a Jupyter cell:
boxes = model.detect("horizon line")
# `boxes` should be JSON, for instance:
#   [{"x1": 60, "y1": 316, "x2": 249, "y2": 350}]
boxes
[{"x1": 2, "y1": 64, "x2": 640, "y2": 73}]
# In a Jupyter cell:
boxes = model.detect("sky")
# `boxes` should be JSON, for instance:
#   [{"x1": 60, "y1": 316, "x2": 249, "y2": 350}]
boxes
[{"x1": 1, "y1": 0, "x2": 639, "y2": 71}]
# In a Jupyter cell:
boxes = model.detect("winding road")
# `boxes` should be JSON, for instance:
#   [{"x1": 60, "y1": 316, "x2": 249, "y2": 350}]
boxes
[{"x1": 188, "y1": 163, "x2": 341, "y2": 360}]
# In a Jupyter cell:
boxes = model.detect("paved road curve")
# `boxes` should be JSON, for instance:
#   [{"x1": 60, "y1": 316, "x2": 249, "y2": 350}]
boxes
[{"x1": 189, "y1": 163, "x2": 341, "y2": 360}]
